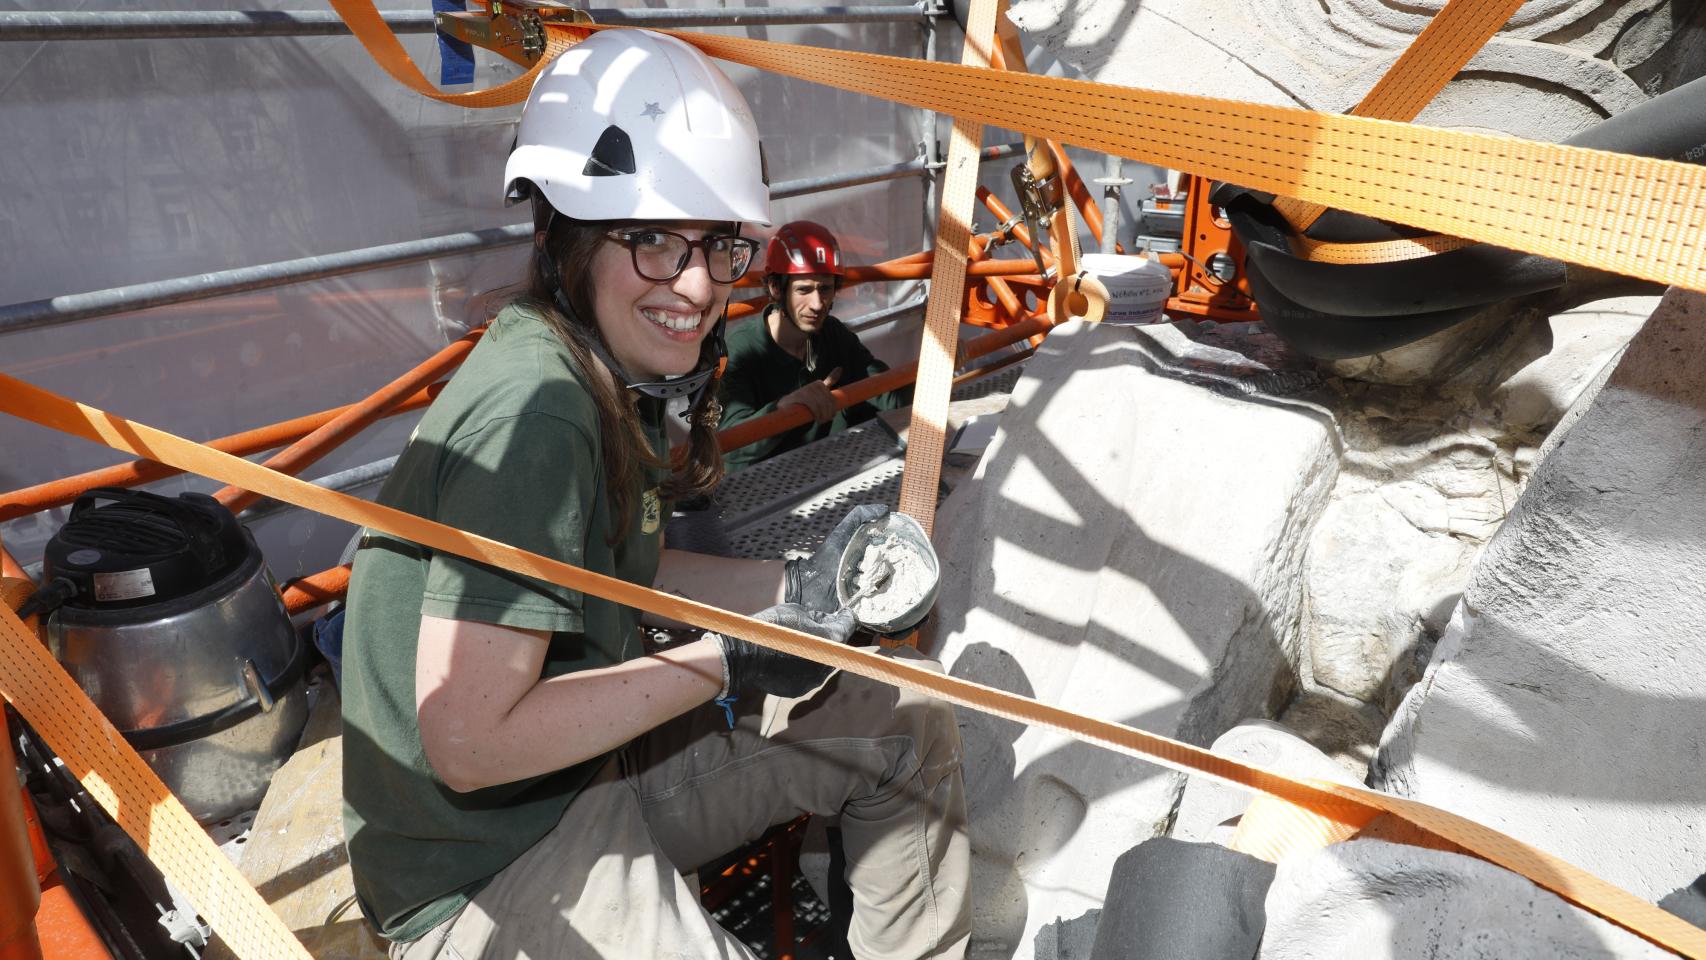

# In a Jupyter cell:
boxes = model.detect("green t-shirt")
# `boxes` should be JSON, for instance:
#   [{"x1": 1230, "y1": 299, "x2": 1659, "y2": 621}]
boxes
[
  {"x1": 340, "y1": 306, "x2": 669, "y2": 941},
  {"x1": 718, "y1": 306, "x2": 911, "y2": 474}
]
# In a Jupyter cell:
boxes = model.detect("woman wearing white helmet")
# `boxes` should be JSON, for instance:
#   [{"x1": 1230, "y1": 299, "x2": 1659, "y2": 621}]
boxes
[{"x1": 340, "y1": 29, "x2": 970, "y2": 960}]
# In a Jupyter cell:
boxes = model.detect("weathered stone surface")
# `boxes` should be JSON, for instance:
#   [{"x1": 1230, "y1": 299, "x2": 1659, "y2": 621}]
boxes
[
  {"x1": 1296, "y1": 300, "x2": 1647, "y2": 725},
  {"x1": 1372, "y1": 288, "x2": 1706, "y2": 902},
  {"x1": 921, "y1": 320, "x2": 1336, "y2": 958},
  {"x1": 913, "y1": 298, "x2": 1652, "y2": 956},
  {"x1": 1488, "y1": 297, "x2": 1654, "y2": 435},
  {"x1": 1303, "y1": 491, "x2": 1475, "y2": 704},
  {"x1": 1258, "y1": 840, "x2": 1671, "y2": 960},
  {"x1": 1273, "y1": 690, "x2": 1389, "y2": 773},
  {"x1": 1170, "y1": 720, "x2": 1359, "y2": 847}
]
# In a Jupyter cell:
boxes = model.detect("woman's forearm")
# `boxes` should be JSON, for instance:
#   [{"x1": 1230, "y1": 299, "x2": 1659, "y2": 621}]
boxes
[
  {"x1": 416, "y1": 615, "x2": 726, "y2": 792},
  {"x1": 484, "y1": 640, "x2": 724, "y2": 787}
]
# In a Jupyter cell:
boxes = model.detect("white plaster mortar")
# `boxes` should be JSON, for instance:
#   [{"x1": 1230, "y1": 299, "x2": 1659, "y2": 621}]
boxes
[{"x1": 850, "y1": 535, "x2": 933, "y2": 625}]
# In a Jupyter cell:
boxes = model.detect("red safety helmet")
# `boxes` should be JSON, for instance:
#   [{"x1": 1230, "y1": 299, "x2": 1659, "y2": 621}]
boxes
[{"x1": 764, "y1": 220, "x2": 845, "y2": 278}]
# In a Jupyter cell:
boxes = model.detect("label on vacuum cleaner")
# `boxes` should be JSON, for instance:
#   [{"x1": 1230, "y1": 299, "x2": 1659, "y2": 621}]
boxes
[{"x1": 94, "y1": 568, "x2": 157, "y2": 602}]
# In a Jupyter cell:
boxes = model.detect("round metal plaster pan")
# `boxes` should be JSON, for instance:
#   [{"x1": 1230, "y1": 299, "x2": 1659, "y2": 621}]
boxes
[{"x1": 834, "y1": 512, "x2": 941, "y2": 634}]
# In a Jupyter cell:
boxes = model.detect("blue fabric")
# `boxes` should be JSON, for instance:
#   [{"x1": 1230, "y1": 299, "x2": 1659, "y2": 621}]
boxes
[
  {"x1": 313, "y1": 607, "x2": 346, "y2": 688},
  {"x1": 433, "y1": 0, "x2": 476, "y2": 86}
]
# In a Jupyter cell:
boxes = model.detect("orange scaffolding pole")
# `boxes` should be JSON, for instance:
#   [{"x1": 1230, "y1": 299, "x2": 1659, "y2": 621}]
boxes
[
  {"x1": 281, "y1": 564, "x2": 354, "y2": 617},
  {"x1": 707, "y1": 315, "x2": 1051, "y2": 455},
  {"x1": 0, "y1": 549, "x2": 25, "y2": 582},
  {"x1": 977, "y1": 187, "x2": 1051, "y2": 269},
  {"x1": 1045, "y1": 140, "x2": 1105, "y2": 250},
  {"x1": 728, "y1": 257, "x2": 1044, "y2": 320},
  {"x1": 216, "y1": 330, "x2": 483, "y2": 513}
]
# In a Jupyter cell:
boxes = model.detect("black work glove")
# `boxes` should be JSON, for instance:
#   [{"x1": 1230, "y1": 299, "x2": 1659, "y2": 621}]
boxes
[
  {"x1": 784, "y1": 503, "x2": 889, "y2": 617},
  {"x1": 714, "y1": 603, "x2": 857, "y2": 701}
]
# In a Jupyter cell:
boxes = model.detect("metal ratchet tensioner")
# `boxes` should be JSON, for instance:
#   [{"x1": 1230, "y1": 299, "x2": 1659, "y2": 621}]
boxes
[{"x1": 1008, "y1": 162, "x2": 1063, "y2": 280}]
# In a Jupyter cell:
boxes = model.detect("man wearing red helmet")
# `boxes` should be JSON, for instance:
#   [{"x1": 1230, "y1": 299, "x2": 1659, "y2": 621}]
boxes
[{"x1": 719, "y1": 221, "x2": 911, "y2": 473}]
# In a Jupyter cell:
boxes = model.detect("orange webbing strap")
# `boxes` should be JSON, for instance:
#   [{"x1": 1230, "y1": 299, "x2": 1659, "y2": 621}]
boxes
[
  {"x1": 324, "y1": 0, "x2": 583, "y2": 106},
  {"x1": 1230, "y1": 790, "x2": 1368, "y2": 864},
  {"x1": 894, "y1": 0, "x2": 999, "y2": 534},
  {"x1": 637, "y1": 28, "x2": 1706, "y2": 295},
  {"x1": 325, "y1": 2, "x2": 1706, "y2": 293},
  {"x1": 1295, "y1": 232, "x2": 1478, "y2": 264},
  {"x1": 1272, "y1": 0, "x2": 1527, "y2": 234},
  {"x1": 0, "y1": 594, "x2": 314, "y2": 960},
  {"x1": 3, "y1": 376, "x2": 1706, "y2": 957},
  {"x1": 992, "y1": 13, "x2": 1081, "y2": 281}
]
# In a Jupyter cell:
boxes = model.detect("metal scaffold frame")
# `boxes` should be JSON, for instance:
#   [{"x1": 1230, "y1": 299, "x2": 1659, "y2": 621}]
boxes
[
  {"x1": 0, "y1": 14, "x2": 1147, "y2": 954},
  {"x1": 0, "y1": 6, "x2": 936, "y2": 41}
]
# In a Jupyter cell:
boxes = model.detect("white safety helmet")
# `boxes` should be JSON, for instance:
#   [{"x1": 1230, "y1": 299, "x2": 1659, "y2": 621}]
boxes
[{"x1": 504, "y1": 29, "x2": 771, "y2": 226}]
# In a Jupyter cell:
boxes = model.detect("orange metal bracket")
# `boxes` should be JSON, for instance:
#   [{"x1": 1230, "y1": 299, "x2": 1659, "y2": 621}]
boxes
[
  {"x1": 964, "y1": 235, "x2": 1026, "y2": 324},
  {"x1": 1166, "y1": 174, "x2": 1261, "y2": 323}
]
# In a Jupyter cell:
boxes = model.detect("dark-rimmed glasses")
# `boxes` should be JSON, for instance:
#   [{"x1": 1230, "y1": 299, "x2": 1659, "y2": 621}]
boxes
[{"x1": 605, "y1": 228, "x2": 760, "y2": 284}]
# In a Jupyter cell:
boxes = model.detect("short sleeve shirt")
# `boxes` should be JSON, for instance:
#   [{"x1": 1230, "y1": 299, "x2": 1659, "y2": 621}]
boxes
[{"x1": 340, "y1": 306, "x2": 669, "y2": 941}]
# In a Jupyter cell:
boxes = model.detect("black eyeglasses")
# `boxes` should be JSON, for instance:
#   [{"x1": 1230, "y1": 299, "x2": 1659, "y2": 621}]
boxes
[{"x1": 605, "y1": 228, "x2": 761, "y2": 284}]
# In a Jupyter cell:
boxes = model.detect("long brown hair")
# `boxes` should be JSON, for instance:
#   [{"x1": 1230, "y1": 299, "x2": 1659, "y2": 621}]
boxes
[{"x1": 508, "y1": 199, "x2": 726, "y2": 541}]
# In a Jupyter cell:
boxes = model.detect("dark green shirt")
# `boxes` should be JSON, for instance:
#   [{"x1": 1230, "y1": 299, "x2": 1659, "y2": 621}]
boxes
[
  {"x1": 340, "y1": 306, "x2": 668, "y2": 942},
  {"x1": 718, "y1": 306, "x2": 910, "y2": 474}
]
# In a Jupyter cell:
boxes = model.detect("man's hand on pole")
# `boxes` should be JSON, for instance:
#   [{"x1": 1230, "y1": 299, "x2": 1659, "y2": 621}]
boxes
[{"x1": 778, "y1": 367, "x2": 843, "y2": 424}]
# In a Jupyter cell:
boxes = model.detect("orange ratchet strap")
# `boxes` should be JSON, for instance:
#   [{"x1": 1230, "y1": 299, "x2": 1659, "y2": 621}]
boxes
[
  {"x1": 894, "y1": 0, "x2": 998, "y2": 533},
  {"x1": 323, "y1": 0, "x2": 583, "y2": 106},
  {"x1": 1271, "y1": 0, "x2": 1528, "y2": 236},
  {"x1": 3, "y1": 373, "x2": 1706, "y2": 957},
  {"x1": 325, "y1": 3, "x2": 1706, "y2": 293},
  {"x1": 0, "y1": 582, "x2": 314, "y2": 960},
  {"x1": 652, "y1": 29, "x2": 1706, "y2": 295}
]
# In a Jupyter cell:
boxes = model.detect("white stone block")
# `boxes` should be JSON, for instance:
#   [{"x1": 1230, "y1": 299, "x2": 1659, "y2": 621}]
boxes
[
  {"x1": 922, "y1": 320, "x2": 1337, "y2": 958},
  {"x1": 1373, "y1": 289, "x2": 1706, "y2": 902},
  {"x1": 1259, "y1": 839, "x2": 1672, "y2": 960}
]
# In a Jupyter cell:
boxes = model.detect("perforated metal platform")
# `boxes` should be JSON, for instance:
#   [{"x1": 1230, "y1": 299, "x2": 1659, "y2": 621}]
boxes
[
  {"x1": 676, "y1": 364, "x2": 1024, "y2": 562},
  {"x1": 717, "y1": 423, "x2": 904, "y2": 537},
  {"x1": 727, "y1": 459, "x2": 907, "y2": 560}
]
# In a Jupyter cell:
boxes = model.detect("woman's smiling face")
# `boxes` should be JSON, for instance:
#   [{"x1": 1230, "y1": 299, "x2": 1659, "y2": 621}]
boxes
[{"x1": 586, "y1": 220, "x2": 736, "y2": 381}]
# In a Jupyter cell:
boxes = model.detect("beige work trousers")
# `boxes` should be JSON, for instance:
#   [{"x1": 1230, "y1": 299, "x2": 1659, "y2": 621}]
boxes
[{"x1": 393, "y1": 653, "x2": 970, "y2": 960}]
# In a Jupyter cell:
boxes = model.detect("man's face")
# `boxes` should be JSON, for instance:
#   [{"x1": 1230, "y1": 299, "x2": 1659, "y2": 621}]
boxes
[{"x1": 779, "y1": 273, "x2": 838, "y2": 335}]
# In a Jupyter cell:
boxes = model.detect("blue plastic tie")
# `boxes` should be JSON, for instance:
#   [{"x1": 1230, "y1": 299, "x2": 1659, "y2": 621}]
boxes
[{"x1": 714, "y1": 695, "x2": 738, "y2": 730}]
